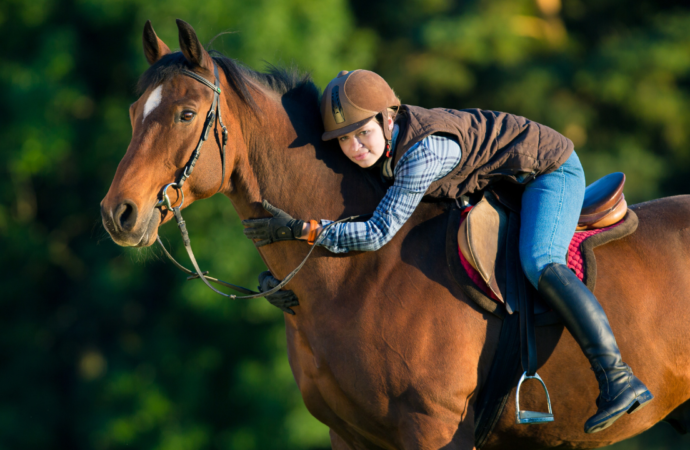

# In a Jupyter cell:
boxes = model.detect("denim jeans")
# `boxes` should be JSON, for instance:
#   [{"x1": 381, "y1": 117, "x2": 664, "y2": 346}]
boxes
[{"x1": 520, "y1": 151, "x2": 586, "y2": 288}]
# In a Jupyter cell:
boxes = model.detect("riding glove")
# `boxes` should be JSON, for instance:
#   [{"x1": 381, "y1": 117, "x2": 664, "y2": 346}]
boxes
[
  {"x1": 258, "y1": 271, "x2": 299, "y2": 315},
  {"x1": 242, "y1": 200, "x2": 305, "y2": 247}
]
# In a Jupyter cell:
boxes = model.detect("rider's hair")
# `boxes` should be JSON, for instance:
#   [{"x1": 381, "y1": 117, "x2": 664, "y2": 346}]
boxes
[{"x1": 375, "y1": 107, "x2": 399, "y2": 125}]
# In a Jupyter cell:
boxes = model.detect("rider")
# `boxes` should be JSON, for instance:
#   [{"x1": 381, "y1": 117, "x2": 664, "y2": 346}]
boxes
[{"x1": 243, "y1": 69, "x2": 653, "y2": 433}]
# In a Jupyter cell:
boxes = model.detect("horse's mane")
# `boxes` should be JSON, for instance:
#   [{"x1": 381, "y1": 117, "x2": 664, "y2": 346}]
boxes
[{"x1": 136, "y1": 51, "x2": 321, "y2": 115}]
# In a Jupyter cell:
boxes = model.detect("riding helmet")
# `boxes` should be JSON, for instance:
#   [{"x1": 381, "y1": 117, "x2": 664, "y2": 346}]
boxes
[{"x1": 320, "y1": 69, "x2": 400, "y2": 141}]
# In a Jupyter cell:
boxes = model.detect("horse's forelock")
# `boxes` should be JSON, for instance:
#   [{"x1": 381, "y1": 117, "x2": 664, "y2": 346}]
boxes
[{"x1": 136, "y1": 53, "x2": 190, "y2": 95}]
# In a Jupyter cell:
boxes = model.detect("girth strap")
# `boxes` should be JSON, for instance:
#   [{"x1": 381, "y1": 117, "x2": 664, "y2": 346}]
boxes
[{"x1": 505, "y1": 210, "x2": 538, "y2": 375}]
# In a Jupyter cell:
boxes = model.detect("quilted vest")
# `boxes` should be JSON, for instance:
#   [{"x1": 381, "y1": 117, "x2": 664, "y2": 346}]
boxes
[{"x1": 384, "y1": 105, "x2": 574, "y2": 199}]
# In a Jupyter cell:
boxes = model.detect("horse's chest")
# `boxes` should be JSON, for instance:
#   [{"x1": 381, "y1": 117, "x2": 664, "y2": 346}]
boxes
[{"x1": 287, "y1": 325, "x2": 398, "y2": 418}]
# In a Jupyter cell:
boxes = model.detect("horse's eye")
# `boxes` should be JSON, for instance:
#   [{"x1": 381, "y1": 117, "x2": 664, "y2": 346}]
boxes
[{"x1": 181, "y1": 111, "x2": 195, "y2": 122}]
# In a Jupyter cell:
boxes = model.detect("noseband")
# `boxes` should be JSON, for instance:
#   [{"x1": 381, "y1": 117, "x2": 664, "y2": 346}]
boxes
[{"x1": 154, "y1": 63, "x2": 364, "y2": 302}]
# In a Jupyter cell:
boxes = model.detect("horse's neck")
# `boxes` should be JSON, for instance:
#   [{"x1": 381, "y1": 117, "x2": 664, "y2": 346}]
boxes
[
  {"x1": 221, "y1": 83, "x2": 484, "y2": 358},
  {"x1": 224, "y1": 85, "x2": 382, "y2": 277}
]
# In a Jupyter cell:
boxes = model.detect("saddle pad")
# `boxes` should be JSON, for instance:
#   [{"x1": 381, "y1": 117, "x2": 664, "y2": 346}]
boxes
[
  {"x1": 567, "y1": 226, "x2": 618, "y2": 280},
  {"x1": 457, "y1": 208, "x2": 636, "y2": 305}
]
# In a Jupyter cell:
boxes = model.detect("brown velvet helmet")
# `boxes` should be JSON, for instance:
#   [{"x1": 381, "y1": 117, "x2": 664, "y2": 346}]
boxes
[{"x1": 320, "y1": 69, "x2": 400, "y2": 141}]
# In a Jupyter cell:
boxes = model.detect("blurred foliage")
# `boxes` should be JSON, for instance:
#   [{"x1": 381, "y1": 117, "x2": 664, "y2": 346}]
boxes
[
  {"x1": 0, "y1": 0, "x2": 689, "y2": 448},
  {"x1": 350, "y1": 0, "x2": 690, "y2": 203}
]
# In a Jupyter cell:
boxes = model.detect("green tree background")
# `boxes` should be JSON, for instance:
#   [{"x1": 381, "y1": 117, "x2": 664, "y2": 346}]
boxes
[{"x1": 1, "y1": 0, "x2": 689, "y2": 448}]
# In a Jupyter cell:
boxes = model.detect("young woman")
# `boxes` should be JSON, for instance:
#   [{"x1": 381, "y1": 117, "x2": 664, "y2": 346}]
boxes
[{"x1": 243, "y1": 69, "x2": 653, "y2": 433}]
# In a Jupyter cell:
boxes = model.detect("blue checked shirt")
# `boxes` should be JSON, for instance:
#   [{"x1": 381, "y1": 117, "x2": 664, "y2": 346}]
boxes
[{"x1": 318, "y1": 126, "x2": 462, "y2": 253}]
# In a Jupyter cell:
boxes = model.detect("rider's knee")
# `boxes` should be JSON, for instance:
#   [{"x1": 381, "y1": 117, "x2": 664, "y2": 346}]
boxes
[{"x1": 520, "y1": 255, "x2": 542, "y2": 289}]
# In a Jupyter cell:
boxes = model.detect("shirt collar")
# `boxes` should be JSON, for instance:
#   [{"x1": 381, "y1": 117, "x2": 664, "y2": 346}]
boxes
[{"x1": 390, "y1": 123, "x2": 400, "y2": 149}]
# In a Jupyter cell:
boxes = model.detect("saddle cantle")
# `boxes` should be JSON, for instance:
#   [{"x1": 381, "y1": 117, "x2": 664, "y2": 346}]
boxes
[
  {"x1": 459, "y1": 172, "x2": 629, "y2": 302},
  {"x1": 578, "y1": 172, "x2": 627, "y2": 230}
]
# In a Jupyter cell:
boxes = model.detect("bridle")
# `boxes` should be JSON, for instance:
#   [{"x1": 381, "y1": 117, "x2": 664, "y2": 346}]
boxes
[
  {"x1": 155, "y1": 64, "x2": 227, "y2": 217},
  {"x1": 154, "y1": 63, "x2": 363, "y2": 301}
]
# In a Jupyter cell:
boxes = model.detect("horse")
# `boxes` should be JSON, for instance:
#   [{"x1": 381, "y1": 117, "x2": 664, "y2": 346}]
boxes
[{"x1": 100, "y1": 19, "x2": 690, "y2": 450}]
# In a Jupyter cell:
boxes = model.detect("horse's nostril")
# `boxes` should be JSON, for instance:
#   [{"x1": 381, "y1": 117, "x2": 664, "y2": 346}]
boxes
[
  {"x1": 115, "y1": 200, "x2": 139, "y2": 232},
  {"x1": 120, "y1": 204, "x2": 133, "y2": 223}
]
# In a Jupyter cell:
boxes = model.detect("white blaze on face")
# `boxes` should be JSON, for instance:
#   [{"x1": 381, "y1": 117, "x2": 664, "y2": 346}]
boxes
[{"x1": 142, "y1": 85, "x2": 163, "y2": 122}]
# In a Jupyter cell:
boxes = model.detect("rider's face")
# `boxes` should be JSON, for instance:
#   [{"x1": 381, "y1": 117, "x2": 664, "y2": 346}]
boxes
[{"x1": 337, "y1": 117, "x2": 393, "y2": 168}]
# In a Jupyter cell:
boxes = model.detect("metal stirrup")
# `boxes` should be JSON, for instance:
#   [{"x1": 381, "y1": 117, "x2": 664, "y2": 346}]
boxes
[{"x1": 515, "y1": 372, "x2": 554, "y2": 424}]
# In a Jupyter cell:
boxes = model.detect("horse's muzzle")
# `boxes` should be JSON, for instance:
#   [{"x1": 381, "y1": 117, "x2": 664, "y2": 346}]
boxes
[{"x1": 101, "y1": 199, "x2": 160, "y2": 247}]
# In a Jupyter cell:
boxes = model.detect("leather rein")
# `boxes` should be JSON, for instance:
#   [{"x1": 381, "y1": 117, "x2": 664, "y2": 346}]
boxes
[{"x1": 155, "y1": 63, "x2": 362, "y2": 300}]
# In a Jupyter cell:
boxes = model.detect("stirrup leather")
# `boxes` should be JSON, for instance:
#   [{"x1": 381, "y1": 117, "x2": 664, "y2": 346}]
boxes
[{"x1": 515, "y1": 372, "x2": 554, "y2": 424}]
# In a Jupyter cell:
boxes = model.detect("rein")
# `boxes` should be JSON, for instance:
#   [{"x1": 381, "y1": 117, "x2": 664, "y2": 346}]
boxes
[{"x1": 155, "y1": 63, "x2": 365, "y2": 300}]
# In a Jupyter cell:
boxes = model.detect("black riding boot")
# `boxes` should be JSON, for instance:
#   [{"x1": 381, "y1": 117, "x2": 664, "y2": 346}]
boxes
[{"x1": 538, "y1": 263, "x2": 653, "y2": 433}]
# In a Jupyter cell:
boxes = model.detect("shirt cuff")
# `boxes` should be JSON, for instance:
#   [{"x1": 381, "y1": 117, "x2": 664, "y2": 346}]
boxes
[{"x1": 315, "y1": 219, "x2": 350, "y2": 253}]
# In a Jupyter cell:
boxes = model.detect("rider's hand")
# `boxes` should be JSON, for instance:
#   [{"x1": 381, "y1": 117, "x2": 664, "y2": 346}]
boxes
[
  {"x1": 242, "y1": 200, "x2": 305, "y2": 247},
  {"x1": 258, "y1": 271, "x2": 299, "y2": 315}
]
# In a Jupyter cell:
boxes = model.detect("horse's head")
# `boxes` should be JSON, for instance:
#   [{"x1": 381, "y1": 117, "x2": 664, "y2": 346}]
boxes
[{"x1": 101, "y1": 20, "x2": 237, "y2": 247}]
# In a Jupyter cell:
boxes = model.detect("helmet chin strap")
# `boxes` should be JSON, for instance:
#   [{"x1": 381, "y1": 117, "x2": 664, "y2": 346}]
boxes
[
  {"x1": 378, "y1": 110, "x2": 395, "y2": 158},
  {"x1": 385, "y1": 138, "x2": 393, "y2": 158}
]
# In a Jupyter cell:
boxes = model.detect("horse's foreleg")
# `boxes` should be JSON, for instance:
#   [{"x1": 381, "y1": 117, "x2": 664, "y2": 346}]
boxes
[
  {"x1": 329, "y1": 428, "x2": 394, "y2": 450},
  {"x1": 398, "y1": 412, "x2": 476, "y2": 450},
  {"x1": 330, "y1": 429, "x2": 356, "y2": 449},
  {"x1": 664, "y1": 400, "x2": 690, "y2": 435}
]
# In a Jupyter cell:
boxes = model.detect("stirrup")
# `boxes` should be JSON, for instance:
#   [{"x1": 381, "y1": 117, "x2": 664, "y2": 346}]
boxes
[{"x1": 515, "y1": 372, "x2": 554, "y2": 424}]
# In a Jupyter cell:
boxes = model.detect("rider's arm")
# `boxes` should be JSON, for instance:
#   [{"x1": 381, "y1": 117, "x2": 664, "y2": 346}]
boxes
[{"x1": 308, "y1": 135, "x2": 461, "y2": 253}]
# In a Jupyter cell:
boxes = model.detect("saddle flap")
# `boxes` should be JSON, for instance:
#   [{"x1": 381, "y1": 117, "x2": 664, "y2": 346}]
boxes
[{"x1": 466, "y1": 192, "x2": 509, "y2": 301}]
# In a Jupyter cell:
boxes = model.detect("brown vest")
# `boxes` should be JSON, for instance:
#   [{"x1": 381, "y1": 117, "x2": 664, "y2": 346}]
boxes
[{"x1": 387, "y1": 105, "x2": 574, "y2": 199}]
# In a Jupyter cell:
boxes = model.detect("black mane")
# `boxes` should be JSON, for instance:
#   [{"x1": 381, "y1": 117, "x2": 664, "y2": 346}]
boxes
[{"x1": 137, "y1": 51, "x2": 321, "y2": 114}]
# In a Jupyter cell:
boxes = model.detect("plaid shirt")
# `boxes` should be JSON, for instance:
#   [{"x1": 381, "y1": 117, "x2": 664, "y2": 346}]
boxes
[{"x1": 319, "y1": 127, "x2": 462, "y2": 253}]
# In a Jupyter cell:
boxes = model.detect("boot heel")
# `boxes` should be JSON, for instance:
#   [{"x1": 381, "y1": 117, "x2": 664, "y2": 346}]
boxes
[
  {"x1": 626, "y1": 401, "x2": 640, "y2": 414},
  {"x1": 627, "y1": 391, "x2": 653, "y2": 415}
]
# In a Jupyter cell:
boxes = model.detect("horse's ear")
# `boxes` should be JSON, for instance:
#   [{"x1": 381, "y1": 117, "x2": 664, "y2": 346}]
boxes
[
  {"x1": 176, "y1": 19, "x2": 214, "y2": 72},
  {"x1": 143, "y1": 20, "x2": 171, "y2": 66}
]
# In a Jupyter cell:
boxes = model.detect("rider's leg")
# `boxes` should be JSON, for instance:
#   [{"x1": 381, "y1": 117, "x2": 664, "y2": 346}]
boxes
[
  {"x1": 519, "y1": 151, "x2": 653, "y2": 434},
  {"x1": 519, "y1": 151, "x2": 585, "y2": 290}
]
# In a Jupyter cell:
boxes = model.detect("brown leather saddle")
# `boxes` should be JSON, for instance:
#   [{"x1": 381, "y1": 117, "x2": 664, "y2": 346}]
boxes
[
  {"x1": 458, "y1": 172, "x2": 627, "y2": 303},
  {"x1": 447, "y1": 173, "x2": 640, "y2": 440}
]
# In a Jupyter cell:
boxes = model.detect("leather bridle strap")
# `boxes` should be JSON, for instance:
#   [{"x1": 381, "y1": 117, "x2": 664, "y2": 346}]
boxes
[
  {"x1": 177, "y1": 64, "x2": 228, "y2": 192},
  {"x1": 156, "y1": 233, "x2": 257, "y2": 295},
  {"x1": 158, "y1": 212, "x2": 368, "y2": 299}
]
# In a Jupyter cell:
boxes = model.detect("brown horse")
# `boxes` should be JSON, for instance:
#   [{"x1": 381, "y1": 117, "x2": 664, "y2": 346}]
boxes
[{"x1": 101, "y1": 20, "x2": 690, "y2": 450}]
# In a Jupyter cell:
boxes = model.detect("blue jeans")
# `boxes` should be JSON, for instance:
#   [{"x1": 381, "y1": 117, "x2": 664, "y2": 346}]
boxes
[{"x1": 520, "y1": 151, "x2": 586, "y2": 288}]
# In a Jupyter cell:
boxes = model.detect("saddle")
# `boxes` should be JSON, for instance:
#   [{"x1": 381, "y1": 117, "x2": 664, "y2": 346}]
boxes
[
  {"x1": 444, "y1": 172, "x2": 640, "y2": 446},
  {"x1": 458, "y1": 172, "x2": 628, "y2": 306}
]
